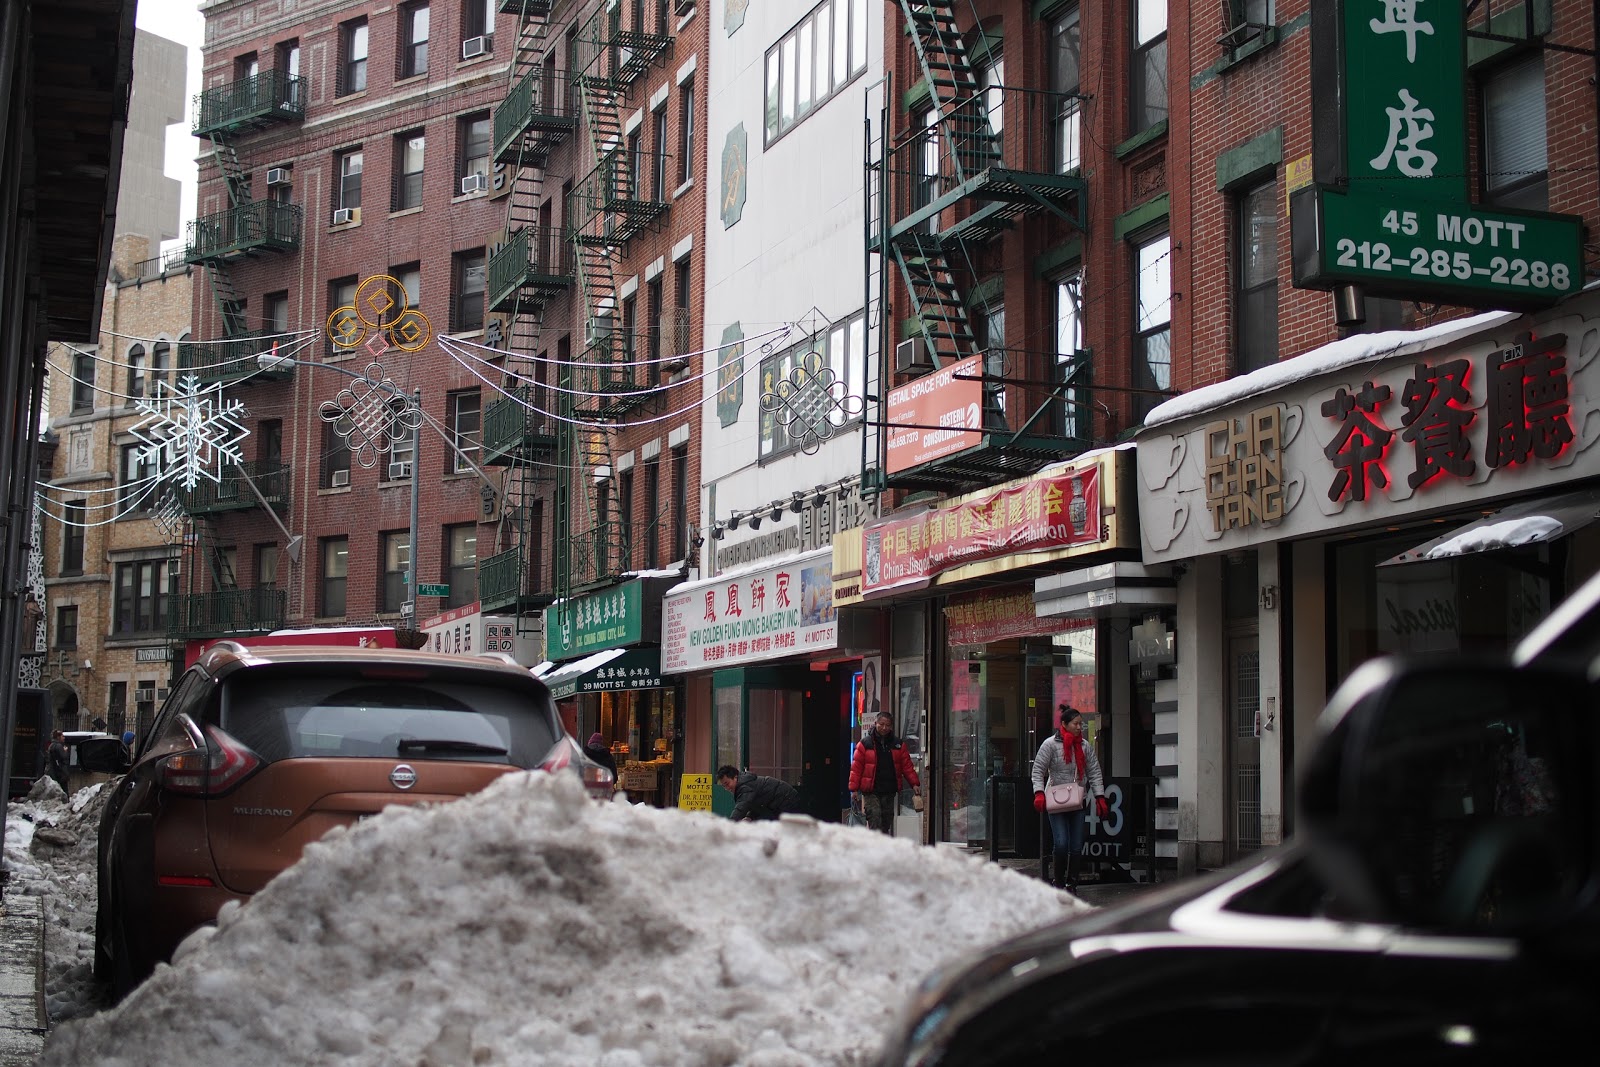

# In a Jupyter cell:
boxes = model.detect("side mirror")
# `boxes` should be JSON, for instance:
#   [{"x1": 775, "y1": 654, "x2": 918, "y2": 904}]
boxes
[
  {"x1": 75, "y1": 737, "x2": 131, "y2": 776},
  {"x1": 1299, "y1": 657, "x2": 1597, "y2": 936}
]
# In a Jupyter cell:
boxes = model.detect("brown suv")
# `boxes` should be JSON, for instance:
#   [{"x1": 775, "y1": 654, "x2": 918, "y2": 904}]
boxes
[{"x1": 84, "y1": 641, "x2": 609, "y2": 998}]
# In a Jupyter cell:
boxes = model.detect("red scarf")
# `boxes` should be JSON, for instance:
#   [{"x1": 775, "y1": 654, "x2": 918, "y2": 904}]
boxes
[{"x1": 1060, "y1": 728, "x2": 1086, "y2": 778}]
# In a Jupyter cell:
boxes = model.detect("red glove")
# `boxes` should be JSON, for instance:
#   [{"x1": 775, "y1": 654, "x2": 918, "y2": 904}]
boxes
[
  {"x1": 1095, "y1": 796, "x2": 1110, "y2": 819},
  {"x1": 1033, "y1": 791, "x2": 1047, "y2": 813}
]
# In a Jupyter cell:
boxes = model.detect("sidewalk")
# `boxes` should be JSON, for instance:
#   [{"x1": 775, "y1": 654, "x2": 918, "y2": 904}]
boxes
[{"x1": 0, "y1": 893, "x2": 46, "y2": 1065}]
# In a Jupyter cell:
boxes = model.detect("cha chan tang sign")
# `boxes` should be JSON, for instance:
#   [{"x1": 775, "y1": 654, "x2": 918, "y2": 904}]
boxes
[
  {"x1": 885, "y1": 354, "x2": 984, "y2": 473},
  {"x1": 662, "y1": 552, "x2": 837, "y2": 672},
  {"x1": 862, "y1": 464, "x2": 1103, "y2": 596}
]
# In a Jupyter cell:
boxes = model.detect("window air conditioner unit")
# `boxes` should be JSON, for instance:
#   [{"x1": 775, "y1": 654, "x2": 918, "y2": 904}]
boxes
[
  {"x1": 460, "y1": 173, "x2": 488, "y2": 195},
  {"x1": 895, "y1": 337, "x2": 934, "y2": 373},
  {"x1": 133, "y1": 687, "x2": 155, "y2": 703},
  {"x1": 388, "y1": 460, "x2": 413, "y2": 480},
  {"x1": 330, "y1": 469, "x2": 351, "y2": 487},
  {"x1": 266, "y1": 167, "x2": 291, "y2": 186},
  {"x1": 462, "y1": 36, "x2": 489, "y2": 59},
  {"x1": 332, "y1": 207, "x2": 359, "y2": 225}
]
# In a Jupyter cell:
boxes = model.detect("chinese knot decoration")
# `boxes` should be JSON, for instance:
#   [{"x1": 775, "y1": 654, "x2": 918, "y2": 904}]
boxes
[
  {"x1": 759, "y1": 350, "x2": 864, "y2": 454},
  {"x1": 318, "y1": 362, "x2": 423, "y2": 469}
]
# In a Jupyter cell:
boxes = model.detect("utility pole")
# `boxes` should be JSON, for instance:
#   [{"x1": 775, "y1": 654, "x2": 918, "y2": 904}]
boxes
[{"x1": 405, "y1": 386, "x2": 421, "y2": 629}]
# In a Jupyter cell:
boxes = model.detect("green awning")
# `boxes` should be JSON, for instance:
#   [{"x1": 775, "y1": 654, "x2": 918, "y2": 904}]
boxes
[{"x1": 543, "y1": 647, "x2": 662, "y2": 701}]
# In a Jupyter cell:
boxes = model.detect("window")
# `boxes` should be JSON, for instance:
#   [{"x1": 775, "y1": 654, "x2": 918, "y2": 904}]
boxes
[
  {"x1": 276, "y1": 39, "x2": 300, "y2": 104},
  {"x1": 61, "y1": 502, "x2": 85, "y2": 574},
  {"x1": 55, "y1": 606, "x2": 78, "y2": 649},
  {"x1": 1133, "y1": 233, "x2": 1172, "y2": 423},
  {"x1": 381, "y1": 531, "x2": 410, "y2": 613},
  {"x1": 621, "y1": 293, "x2": 638, "y2": 360},
  {"x1": 400, "y1": 2, "x2": 429, "y2": 78},
  {"x1": 323, "y1": 417, "x2": 352, "y2": 487},
  {"x1": 1235, "y1": 181, "x2": 1279, "y2": 374},
  {"x1": 235, "y1": 52, "x2": 259, "y2": 81},
  {"x1": 447, "y1": 524, "x2": 477, "y2": 608},
  {"x1": 393, "y1": 131, "x2": 425, "y2": 211},
  {"x1": 759, "y1": 309, "x2": 867, "y2": 459},
  {"x1": 150, "y1": 340, "x2": 169, "y2": 396},
  {"x1": 979, "y1": 55, "x2": 1004, "y2": 162},
  {"x1": 1131, "y1": 0, "x2": 1168, "y2": 134},
  {"x1": 646, "y1": 276, "x2": 663, "y2": 363},
  {"x1": 977, "y1": 303, "x2": 1005, "y2": 429},
  {"x1": 339, "y1": 17, "x2": 368, "y2": 95},
  {"x1": 321, "y1": 537, "x2": 349, "y2": 617},
  {"x1": 678, "y1": 78, "x2": 695, "y2": 186},
  {"x1": 1224, "y1": 0, "x2": 1273, "y2": 48},
  {"x1": 107, "y1": 681, "x2": 127, "y2": 737},
  {"x1": 114, "y1": 560, "x2": 174, "y2": 634},
  {"x1": 263, "y1": 291, "x2": 289, "y2": 334},
  {"x1": 644, "y1": 460, "x2": 660, "y2": 569},
  {"x1": 327, "y1": 276, "x2": 357, "y2": 356},
  {"x1": 671, "y1": 255, "x2": 691, "y2": 364},
  {"x1": 528, "y1": 499, "x2": 544, "y2": 592},
  {"x1": 915, "y1": 107, "x2": 941, "y2": 226},
  {"x1": 1055, "y1": 272, "x2": 1088, "y2": 440},
  {"x1": 211, "y1": 545, "x2": 239, "y2": 589},
  {"x1": 1050, "y1": 5, "x2": 1081, "y2": 172},
  {"x1": 651, "y1": 106, "x2": 668, "y2": 200},
  {"x1": 671, "y1": 446, "x2": 688, "y2": 561},
  {"x1": 396, "y1": 263, "x2": 422, "y2": 306},
  {"x1": 335, "y1": 149, "x2": 363, "y2": 213},
  {"x1": 126, "y1": 343, "x2": 147, "y2": 401},
  {"x1": 449, "y1": 389, "x2": 481, "y2": 473},
  {"x1": 1483, "y1": 55, "x2": 1548, "y2": 211},
  {"x1": 453, "y1": 250, "x2": 486, "y2": 331},
  {"x1": 626, "y1": 128, "x2": 643, "y2": 201},
  {"x1": 388, "y1": 398, "x2": 415, "y2": 471},
  {"x1": 118, "y1": 444, "x2": 152, "y2": 517},
  {"x1": 70, "y1": 351, "x2": 95, "y2": 412},
  {"x1": 764, "y1": 0, "x2": 867, "y2": 142},
  {"x1": 619, "y1": 468, "x2": 635, "y2": 568},
  {"x1": 458, "y1": 112, "x2": 491, "y2": 186},
  {"x1": 462, "y1": 0, "x2": 493, "y2": 47},
  {"x1": 257, "y1": 543, "x2": 280, "y2": 587}
]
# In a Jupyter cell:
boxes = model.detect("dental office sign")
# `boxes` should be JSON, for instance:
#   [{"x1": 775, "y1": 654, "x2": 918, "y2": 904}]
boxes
[{"x1": 1291, "y1": 1, "x2": 1583, "y2": 309}]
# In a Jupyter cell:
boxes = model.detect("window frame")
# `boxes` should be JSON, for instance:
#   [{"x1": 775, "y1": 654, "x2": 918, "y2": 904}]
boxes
[
  {"x1": 118, "y1": 443, "x2": 153, "y2": 518},
  {"x1": 114, "y1": 559, "x2": 174, "y2": 635},
  {"x1": 400, "y1": 1, "x2": 430, "y2": 79},
  {"x1": 1130, "y1": 0, "x2": 1168, "y2": 136},
  {"x1": 339, "y1": 17, "x2": 369, "y2": 96},
  {"x1": 336, "y1": 148, "x2": 364, "y2": 211},
  {"x1": 126, "y1": 343, "x2": 147, "y2": 402},
  {"x1": 1234, "y1": 179, "x2": 1279, "y2": 375},
  {"x1": 763, "y1": 0, "x2": 869, "y2": 145},
  {"x1": 446, "y1": 524, "x2": 478, "y2": 608},
  {"x1": 381, "y1": 530, "x2": 410, "y2": 614},
  {"x1": 322, "y1": 417, "x2": 353, "y2": 488},
  {"x1": 1132, "y1": 231, "x2": 1173, "y2": 424},
  {"x1": 758, "y1": 309, "x2": 868, "y2": 462},
  {"x1": 70, "y1": 351, "x2": 95, "y2": 413},
  {"x1": 61, "y1": 501, "x2": 86, "y2": 575},
  {"x1": 671, "y1": 446, "x2": 688, "y2": 562},
  {"x1": 452, "y1": 250, "x2": 487, "y2": 332},
  {"x1": 458, "y1": 111, "x2": 492, "y2": 184},
  {"x1": 1054, "y1": 270, "x2": 1088, "y2": 441},
  {"x1": 321, "y1": 537, "x2": 349, "y2": 617},
  {"x1": 449, "y1": 389, "x2": 482, "y2": 473},
  {"x1": 393, "y1": 130, "x2": 425, "y2": 211},
  {"x1": 55, "y1": 605, "x2": 78, "y2": 649},
  {"x1": 678, "y1": 78, "x2": 695, "y2": 186},
  {"x1": 1481, "y1": 52, "x2": 1549, "y2": 211}
]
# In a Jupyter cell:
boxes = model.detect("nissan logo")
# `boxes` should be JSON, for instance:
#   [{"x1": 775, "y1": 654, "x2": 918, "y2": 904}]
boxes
[{"x1": 389, "y1": 764, "x2": 418, "y2": 790}]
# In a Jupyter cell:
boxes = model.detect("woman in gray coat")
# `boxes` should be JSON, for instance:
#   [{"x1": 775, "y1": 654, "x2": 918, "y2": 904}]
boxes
[{"x1": 1031, "y1": 706, "x2": 1107, "y2": 890}]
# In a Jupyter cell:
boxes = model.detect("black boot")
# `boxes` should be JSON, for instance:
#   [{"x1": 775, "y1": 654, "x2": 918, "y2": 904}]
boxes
[
  {"x1": 1051, "y1": 853, "x2": 1068, "y2": 889},
  {"x1": 1065, "y1": 854, "x2": 1080, "y2": 891}
]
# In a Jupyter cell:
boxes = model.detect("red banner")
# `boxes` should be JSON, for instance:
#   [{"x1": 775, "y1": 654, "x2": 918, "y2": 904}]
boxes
[
  {"x1": 861, "y1": 465, "x2": 1103, "y2": 596},
  {"x1": 944, "y1": 588, "x2": 1084, "y2": 645}
]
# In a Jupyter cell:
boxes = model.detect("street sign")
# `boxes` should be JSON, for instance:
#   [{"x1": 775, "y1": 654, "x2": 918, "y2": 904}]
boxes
[{"x1": 418, "y1": 583, "x2": 450, "y2": 597}]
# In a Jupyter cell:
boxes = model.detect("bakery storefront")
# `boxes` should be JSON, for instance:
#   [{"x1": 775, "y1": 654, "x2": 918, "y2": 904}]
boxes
[
  {"x1": 836, "y1": 446, "x2": 1141, "y2": 851},
  {"x1": 541, "y1": 575, "x2": 681, "y2": 806},
  {"x1": 1136, "y1": 297, "x2": 1600, "y2": 872},
  {"x1": 662, "y1": 548, "x2": 872, "y2": 820}
]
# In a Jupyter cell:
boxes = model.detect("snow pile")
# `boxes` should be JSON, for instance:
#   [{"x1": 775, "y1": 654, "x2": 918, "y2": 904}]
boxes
[{"x1": 39, "y1": 772, "x2": 1084, "y2": 1066}]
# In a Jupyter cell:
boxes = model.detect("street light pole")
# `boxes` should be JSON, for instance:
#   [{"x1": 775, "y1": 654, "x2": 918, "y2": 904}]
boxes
[{"x1": 406, "y1": 386, "x2": 421, "y2": 628}]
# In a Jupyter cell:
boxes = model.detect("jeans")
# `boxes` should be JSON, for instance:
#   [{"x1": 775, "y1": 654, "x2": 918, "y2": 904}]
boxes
[
  {"x1": 861, "y1": 793, "x2": 896, "y2": 835},
  {"x1": 1047, "y1": 807, "x2": 1087, "y2": 857}
]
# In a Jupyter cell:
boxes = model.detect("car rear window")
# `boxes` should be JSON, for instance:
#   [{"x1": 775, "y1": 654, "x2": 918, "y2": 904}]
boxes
[{"x1": 219, "y1": 671, "x2": 559, "y2": 767}]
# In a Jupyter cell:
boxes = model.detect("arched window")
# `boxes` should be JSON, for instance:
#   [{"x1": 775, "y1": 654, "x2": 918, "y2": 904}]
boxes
[
  {"x1": 150, "y1": 340, "x2": 170, "y2": 396},
  {"x1": 126, "y1": 344, "x2": 147, "y2": 401}
]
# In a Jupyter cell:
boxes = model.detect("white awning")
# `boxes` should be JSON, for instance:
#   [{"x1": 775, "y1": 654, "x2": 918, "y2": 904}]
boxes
[{"x1": 1379, "y1": 486, "x2": 1600, "y2": 566}]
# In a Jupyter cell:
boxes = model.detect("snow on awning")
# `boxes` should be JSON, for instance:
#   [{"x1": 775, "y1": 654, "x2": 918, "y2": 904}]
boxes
[{"x1": 1379, "y1": 486, "x2": 1600, "y2": 566}]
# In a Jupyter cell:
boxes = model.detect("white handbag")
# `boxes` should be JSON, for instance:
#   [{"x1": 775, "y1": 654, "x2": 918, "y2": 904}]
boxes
[{"x1": 1044, "y1": 781, "x2": 1086, "y2": 812}]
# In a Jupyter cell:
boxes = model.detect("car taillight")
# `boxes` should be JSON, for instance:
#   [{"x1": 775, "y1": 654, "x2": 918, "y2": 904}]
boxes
[
  {"x1": 537, "y1": 738, "x2": 615, "y2": 799},
  {"x1": 156, "y1": 726, "x2": 261, "y2": 796}
]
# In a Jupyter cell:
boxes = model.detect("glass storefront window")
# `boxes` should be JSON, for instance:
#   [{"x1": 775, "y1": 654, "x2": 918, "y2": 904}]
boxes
[
  {"x1": 714, "y1": 682, "x2": 742, "y2": 771},
  {"x1": 747, "y1": 688, "x2": 803, "y2": 782}
]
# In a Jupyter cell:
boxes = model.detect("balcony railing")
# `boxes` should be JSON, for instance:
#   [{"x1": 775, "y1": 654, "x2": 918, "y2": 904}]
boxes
[
  {"x1": 167, "y1": 586, "x2": 287, "y2": 639},
  {"x1": 885, "y1": 86, "x2": 1085, "y2": 241},
  {"x1": 174, "y1": 460, "x2": 290, "y2": 515},
  {"x1": 477, "y1": 547, "x2": 526, "y2": 613},
  {"x1": 498, "y1": 0, "x2": 552, "y2": 15},
  {"x1": 177, "y1": 330, "x2": 294, "y2": 385},
  {"x1": 192, "y1": 70, "x2": 306, "y2": 137},
  {"x1": 571, "y1": 150, "x2": 671, "y2": 245},
  {"x1": 184, "y1": 200, "x2": 303, "y2": 262},
  {"x1": 493, "y1": 66, "x2": 576, "y2": 166},
  {"x1": 608, "y1": 0, "x2": 674, "y2": 86},
  {"x1": 482, "y1": 386, "x2": 558, "y2": 465},
  {"x1": 488, "y1": 226, "x2": 574, "y2": 313}
]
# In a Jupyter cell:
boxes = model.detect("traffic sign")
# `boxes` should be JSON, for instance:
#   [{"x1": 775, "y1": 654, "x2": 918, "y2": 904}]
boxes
[{"x1": 418, "y1": 583, "x2": 450, "y2": 597}]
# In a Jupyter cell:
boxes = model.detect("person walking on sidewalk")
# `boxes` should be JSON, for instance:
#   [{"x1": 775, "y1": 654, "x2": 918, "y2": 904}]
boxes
[
  {"x1": 848, "y1": 711, "x2": 921, "y2": 834},
  {"x1": 45, "y1": 730, "x2": 70, "y2": 793},
  {"x1": 1032, "y1": 706, "x2": 1108, "y2": 890}
]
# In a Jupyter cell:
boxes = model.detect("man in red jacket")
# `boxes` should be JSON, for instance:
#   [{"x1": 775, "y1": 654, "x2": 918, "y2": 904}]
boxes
[{"x1": 849, "y1": 711, "x2": 921, "y2": 834}]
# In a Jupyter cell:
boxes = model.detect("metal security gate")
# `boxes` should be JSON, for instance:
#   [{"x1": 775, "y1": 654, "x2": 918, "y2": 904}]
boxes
[{"x1": 1228, "y1": 627, "x2": 1262, "y2": 856}]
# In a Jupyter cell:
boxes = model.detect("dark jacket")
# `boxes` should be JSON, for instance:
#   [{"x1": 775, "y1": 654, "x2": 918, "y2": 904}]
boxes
[
  {"x1": 729, "y1": 772, "x2": 803, "y2": 821},
  {"x1": 45, "y1": 740, "x2": 69, "y2": 786},
  {"x1": 848, "y1": 734, "x2": 920, "y2": 795},
  {"x1": 582, "y1": 742, "x2": 618, "y2": 779}
]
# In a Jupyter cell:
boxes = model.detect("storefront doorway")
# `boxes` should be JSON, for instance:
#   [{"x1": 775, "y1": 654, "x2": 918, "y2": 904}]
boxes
[{"x1": 711, "y1": 666, "x2": 844, "y2": 821}]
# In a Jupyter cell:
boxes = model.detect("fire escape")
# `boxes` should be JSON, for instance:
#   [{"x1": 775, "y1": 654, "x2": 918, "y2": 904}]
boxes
[
  {"x1": 169, "y1": 66, "x2": 306, "y2": 641},
  {"x1": 871, "y1": 0, "x2": 1086, "y2": 493},
  {"x1": 554, "y1": 0, "x2": 673, "y2": 613},
  {"x1": 479, "y1": 0, "x2": 570, "y2": 620}
]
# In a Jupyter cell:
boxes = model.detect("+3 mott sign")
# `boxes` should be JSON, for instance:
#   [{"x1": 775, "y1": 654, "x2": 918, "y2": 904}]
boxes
[{"x1": 1291, "y1": 0, "x2": 1583, "y2": 310}]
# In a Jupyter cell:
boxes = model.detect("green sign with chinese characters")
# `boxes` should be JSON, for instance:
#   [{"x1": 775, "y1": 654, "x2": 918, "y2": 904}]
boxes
[
  {"x1": 718, "y1": 322, "x2": 745, "y2": 427},
  {"x1": 547, "y1": 580, "x2": 644, "y2": 660},
  {"x1": 1292, "y1": 185, "x2": 1583, "y2": 308},
  {"x1": 1341, "y1": 0, "x2": 1466, "y2": 200}
]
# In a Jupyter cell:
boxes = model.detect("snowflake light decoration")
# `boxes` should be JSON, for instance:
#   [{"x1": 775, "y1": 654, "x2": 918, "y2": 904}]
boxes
[
  {"x1": 318, "y1": 361, "x2": 422, "y2": 468},
  {"x1": 128, "y1": 374, "x2": 251, "y2": 491},
  {"x1": 759, "y1": 350, "x2": 864, "y2": 455}
]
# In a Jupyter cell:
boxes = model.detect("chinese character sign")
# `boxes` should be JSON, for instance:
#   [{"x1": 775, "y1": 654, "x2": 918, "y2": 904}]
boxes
[
  {"x1": 547, "y1": 581, "x2": 645, "y2": 660},
  {"x1": 661, "y1": 556, "x2": 838, "y2": 673},
  {"x1": 1343, "y1": 0, "x2": 1466, "y2": 200}
]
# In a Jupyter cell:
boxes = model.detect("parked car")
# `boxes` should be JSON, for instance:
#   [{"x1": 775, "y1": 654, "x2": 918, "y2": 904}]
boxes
[
  {"x1": 82, "y1": 641, "x2": 612, "y2": 999},
  {"x1": 875, "y1": 576, "x2": 1600, "y2": 1064}
]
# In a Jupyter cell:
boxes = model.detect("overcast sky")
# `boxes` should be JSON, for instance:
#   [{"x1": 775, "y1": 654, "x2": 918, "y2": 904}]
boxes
[{"x1": 134, "y1": 0, "x2": 205, "y2": 247}]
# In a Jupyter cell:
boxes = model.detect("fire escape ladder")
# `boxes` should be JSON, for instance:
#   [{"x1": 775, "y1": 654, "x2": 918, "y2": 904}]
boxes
[
  {"x1": 898, "y1": 0, "x2": 989, "y2": 185},
  {"x1": 891, "y1": 230, "x2": 975, "y2": 366}
]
